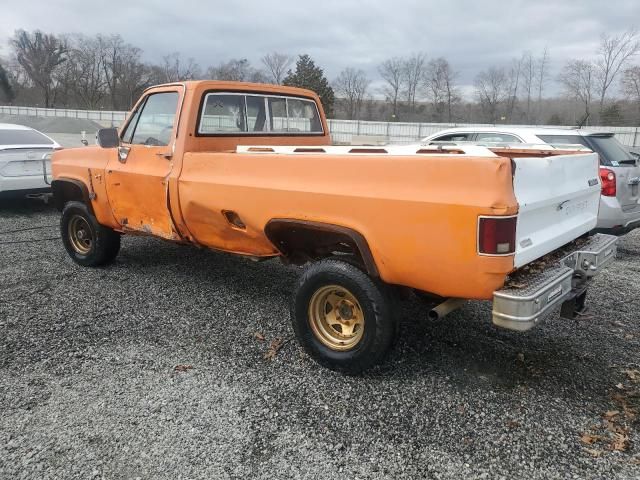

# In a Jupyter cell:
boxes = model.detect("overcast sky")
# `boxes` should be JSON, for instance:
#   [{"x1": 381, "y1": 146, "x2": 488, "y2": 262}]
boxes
[{"x1": 1, "y1": 0, "x2": 639, "y2": 97}]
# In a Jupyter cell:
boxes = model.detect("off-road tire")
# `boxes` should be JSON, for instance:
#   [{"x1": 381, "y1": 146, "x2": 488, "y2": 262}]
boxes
[
  {"x1": 291, "y1": 258, "x2": 396, "y2": 374},
  {"x1": 61, "y1": 201, "x2": 121, "y2": 267}
]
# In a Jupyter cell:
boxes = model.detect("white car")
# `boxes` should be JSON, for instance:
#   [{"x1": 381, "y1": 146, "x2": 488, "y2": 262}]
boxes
[
  {"x1": 0, "y1": 124, "x2": 61, "y2": 198},
  {"x1": 422, "y1": 126, "x2": 640, "y2": 234}
]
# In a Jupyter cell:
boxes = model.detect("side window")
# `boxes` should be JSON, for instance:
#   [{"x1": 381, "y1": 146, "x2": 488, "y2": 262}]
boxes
[
  {"x1": 537, "y1": 135, "x2": 589, "y2": 147},
  {"x1": 475, "y1": 133, "x2": 522, "y2": 143},
  {"x1": 431, "y1": 133, "x2": 471, "y2": 142},
  {"x1": 128, "y1": 92, "x2": 179, "y2": 146},
  {"x1": 120, "y1": 99, "x2": 146, "y2": 144}
]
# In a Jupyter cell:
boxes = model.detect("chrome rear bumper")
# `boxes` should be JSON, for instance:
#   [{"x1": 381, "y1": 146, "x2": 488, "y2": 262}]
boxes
[{"x1": 492, "y1": 233, "x2": 617, "y2": 331}]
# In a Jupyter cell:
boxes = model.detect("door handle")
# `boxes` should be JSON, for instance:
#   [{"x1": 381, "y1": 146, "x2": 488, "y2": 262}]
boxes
[
  {"x1": 118, "y1": 146, "x2": 130, "y2": 163},
  {"x1": 156, "y1": 152, "x2": 173, "y2": 160}
]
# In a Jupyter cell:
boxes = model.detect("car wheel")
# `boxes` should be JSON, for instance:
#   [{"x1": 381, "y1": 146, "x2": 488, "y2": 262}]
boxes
[
  {"x1": 61, "y1": 201, "x2": 120, "y2": 267},
  {"x1": 291, "y1": 258, "x2": 396, "y2": 374}
]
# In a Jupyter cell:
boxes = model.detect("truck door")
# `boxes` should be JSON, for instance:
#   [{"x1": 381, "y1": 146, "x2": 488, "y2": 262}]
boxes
[{"x1": 105, "y1": 88, "x2": 182, "y2": 239}]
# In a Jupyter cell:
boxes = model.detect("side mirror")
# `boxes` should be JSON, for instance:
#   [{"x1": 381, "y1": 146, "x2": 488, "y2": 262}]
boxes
[{"x1": 96, "y1": 128, "x2": 120, "y2": 148}]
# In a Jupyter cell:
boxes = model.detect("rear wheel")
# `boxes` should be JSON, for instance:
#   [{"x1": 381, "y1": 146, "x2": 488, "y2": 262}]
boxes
[
  {"x1": 61, "y1": 201, "x2": 120, "y2": 267},
  {"x1": 291, "y1": 259, "x2": 396, "y2": 374}
]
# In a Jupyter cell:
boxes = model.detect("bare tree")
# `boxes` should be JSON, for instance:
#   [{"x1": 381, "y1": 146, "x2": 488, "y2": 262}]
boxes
[
  {"x1": 68, "y1": 35, "x2": 107, "y2": 109},
  {"x1": 622, "y1": 65, "x2": 640, "y2": 123},
  {"x1": 424, "y1": 57, "x2": 459, "y2": 122},
  {"x1": 475, "y1": 66, "x2": 508, "y2": 123},
  {"x1": 378, "y1": 57, "x2": 403, "y2": 118},
  {"x1": 506, "y1": 56, "x2": 523, "y2": 121},
  {"x1": 99, "y1": 35, "x2": 146, "y2": 110},
  {"x1": 206, "y1": 58, "x2": 265, "y2": 82},
  {"x1": 536, "y1": 47, "x2": 549, "y2": 121},
  {"x1": 161, "y1": 52, "x2": 201, "y2": 82},
  {"x1": 333, "y1": 68, "x2": 369, "y2": 119},
  {"x1": 10, "y1": 30, "x2": 68, "y2": 107},
  {"x1": 261, "y1": 52, "x2": 292, "y2": 84},
  {"x1": 559, "y1": 59, "x2": 595, "y2": 124},
  {"x1": 403, "y1": 52, "x2": 427, "y2": 112},
  {"x1": 596, "y1": 29, "x2": 640, "y2": 112},
  {"x1": 119, "y1": 56, "x2": 151, "y2": 109},
  {"x1": 521, "y1": 52, "x2": 536, "y2": 122}
]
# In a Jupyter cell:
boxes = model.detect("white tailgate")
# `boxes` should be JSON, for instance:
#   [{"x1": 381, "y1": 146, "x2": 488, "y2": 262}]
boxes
[{"x1": 513, "y1": 152, "x2": 601, "y2": 267}]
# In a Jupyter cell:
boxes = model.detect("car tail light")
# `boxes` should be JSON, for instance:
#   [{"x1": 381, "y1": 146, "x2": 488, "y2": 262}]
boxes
[
  {"x1": 478, "y1": 216, "x2": 517, "y2": 255},
  {"x1": 599, "y1": 167, "x2": 616, "y2": 197}
]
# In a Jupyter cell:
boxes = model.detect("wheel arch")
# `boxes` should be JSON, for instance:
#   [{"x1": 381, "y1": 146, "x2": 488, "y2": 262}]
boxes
[
  {"x1": 264, "y1": 219, "x2": 379, "y2": 277},
  {"x1": 51, "y1": 178, "x2": 94, "y2": 215}
]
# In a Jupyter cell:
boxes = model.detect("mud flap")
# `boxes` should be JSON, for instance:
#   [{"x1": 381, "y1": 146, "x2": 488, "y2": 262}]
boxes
[{"x1": 559, "y1": 287, "x2": 588, "y2": 319}]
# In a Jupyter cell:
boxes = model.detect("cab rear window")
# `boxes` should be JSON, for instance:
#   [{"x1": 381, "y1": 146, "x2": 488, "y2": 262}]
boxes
[{"x1": 198, "y1": 92, "x2": 323, "y2": 135}]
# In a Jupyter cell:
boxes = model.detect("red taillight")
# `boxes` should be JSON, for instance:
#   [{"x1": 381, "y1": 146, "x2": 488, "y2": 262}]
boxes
[
  {"x1": 478, "y1": 216, "x2": 517, "y2": 255},
  {"x1": 599, "y1": 167, "x2": 616, "y2": 197}
]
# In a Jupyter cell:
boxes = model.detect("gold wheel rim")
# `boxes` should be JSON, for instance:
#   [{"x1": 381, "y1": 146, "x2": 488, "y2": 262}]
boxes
[
  {"x1": 68, "y1": 215, "x2": 93, "y2": 255},
  {"x1": 308, "y1": 285, "x2": 365, "y2": 351}
]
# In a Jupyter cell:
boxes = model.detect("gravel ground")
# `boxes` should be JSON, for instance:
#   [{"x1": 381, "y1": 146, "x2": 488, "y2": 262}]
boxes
[{"x1": 1, "y1": 198, "x2": 639, "y2": 480}]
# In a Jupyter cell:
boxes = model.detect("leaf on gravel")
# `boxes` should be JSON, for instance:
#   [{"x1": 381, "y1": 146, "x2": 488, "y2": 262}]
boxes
[
  {"x1": 631, "y1": 456, "x2": 640, "y2": 465},
  {"x1": 615, "y1": 383, "x2": 625, "y2": 390},
  {"x1": 516, "y1": 353, "x2": 525, "y2": 363},
  {"x1": 264, "y1": 337, "x2": 286, "y2": 360},
  {"x1": 624, "y1": 334, "x2": 634, "y2": 340},
  {"x1": 624, "y1": 369, "x2": 640, "y2": 383},
  {"x1": 585, "y1": 448, "x2": 604, "y2": 457},
  {"x1": 611, "y1": 392, "x2": 639, "y2": 420},
  {"x1": 506, "y1": 420, "x2": 520, "y2": 429},
  {"x1": 580, "y1": 433, "x2": 601, "y2": 445},
  {"x1": 174, "y1": 364, "x2": 193, "y2": 372},
  {"x1": 603, "y1": 410, "x2": 620, "y2": 421},
  {"x1": 254, "y1": 332, "x2": 265, "y2": 342},
  {"x1": 610, "y1": 433, "x2": 630, "y2": 452}
]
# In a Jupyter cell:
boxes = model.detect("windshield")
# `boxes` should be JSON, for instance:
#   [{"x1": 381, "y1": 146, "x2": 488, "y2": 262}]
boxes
[{"x1": 0, "y1": 129, "x2": 54, "y2": 146}]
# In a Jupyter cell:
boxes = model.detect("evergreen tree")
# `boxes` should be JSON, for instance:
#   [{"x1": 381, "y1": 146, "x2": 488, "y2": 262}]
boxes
[
  {"x1": 600, "y1": 102, "x2": 624, "y2": 126},
  {"x1": 283, "y1": 54, "x2": 335, "y2": 117},
  {"x1": 0, "y1": 63, "x2": 14, "y2": 101}
]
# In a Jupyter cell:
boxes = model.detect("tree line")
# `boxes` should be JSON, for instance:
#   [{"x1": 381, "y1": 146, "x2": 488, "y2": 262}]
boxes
[{"x1": 1, "y1": 28, "x2": 639, "y2": 126}]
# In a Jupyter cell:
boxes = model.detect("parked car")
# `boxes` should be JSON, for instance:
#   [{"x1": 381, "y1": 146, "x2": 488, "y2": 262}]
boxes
[
  {"x1": 50, "y1": 82, "x2": 617, "y2": 373},
  {"x1": 422, "y1": 126, "x2": 640, "y2": 234},
  {"x1": 0, "y1": 123, "x2": 61, "y2": 199}
]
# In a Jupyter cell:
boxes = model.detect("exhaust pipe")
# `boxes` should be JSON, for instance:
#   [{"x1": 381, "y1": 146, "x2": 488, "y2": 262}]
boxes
[{"x1": 427, "y1": 298, "x2": 466, "y2": 321}]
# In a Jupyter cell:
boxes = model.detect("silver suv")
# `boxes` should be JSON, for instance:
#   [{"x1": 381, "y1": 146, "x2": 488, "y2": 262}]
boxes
[{"x1": 422, "y1": 127, "x2": 640, "y2": 234}]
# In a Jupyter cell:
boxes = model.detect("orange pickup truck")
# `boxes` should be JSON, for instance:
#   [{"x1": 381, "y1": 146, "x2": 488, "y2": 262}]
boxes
[{"x1": 51, "y1": 81, "x2": 617, "y2": 373}]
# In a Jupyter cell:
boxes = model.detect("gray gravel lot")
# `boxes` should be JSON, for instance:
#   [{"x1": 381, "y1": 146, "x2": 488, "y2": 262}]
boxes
[{"x1": 1, "y1": 199, "x2": 639, "y2": 479}]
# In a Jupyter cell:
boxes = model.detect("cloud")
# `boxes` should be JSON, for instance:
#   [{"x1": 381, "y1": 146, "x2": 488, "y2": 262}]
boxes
[{"x1": 1, "y1": 0, "x2": 638, "y2": 94}]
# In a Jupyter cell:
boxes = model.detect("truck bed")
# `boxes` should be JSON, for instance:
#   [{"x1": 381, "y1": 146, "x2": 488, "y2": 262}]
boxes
[{"x1": 176, "y1": 144, "x2": 600, "y2": 299}]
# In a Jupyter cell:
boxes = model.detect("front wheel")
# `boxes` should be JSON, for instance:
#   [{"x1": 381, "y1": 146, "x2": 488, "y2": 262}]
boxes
[
  {"x1": 291, "y1": 259, "x2": 396, "y2": 374},
  {"x1": 61, "y1": 201, "x2": 121, "y2": 267}
]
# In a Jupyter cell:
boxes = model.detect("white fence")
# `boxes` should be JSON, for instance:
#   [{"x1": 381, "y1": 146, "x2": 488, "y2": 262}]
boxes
[{"x1": 2, "y1": 105, "x2": 639, "y2": 147}]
